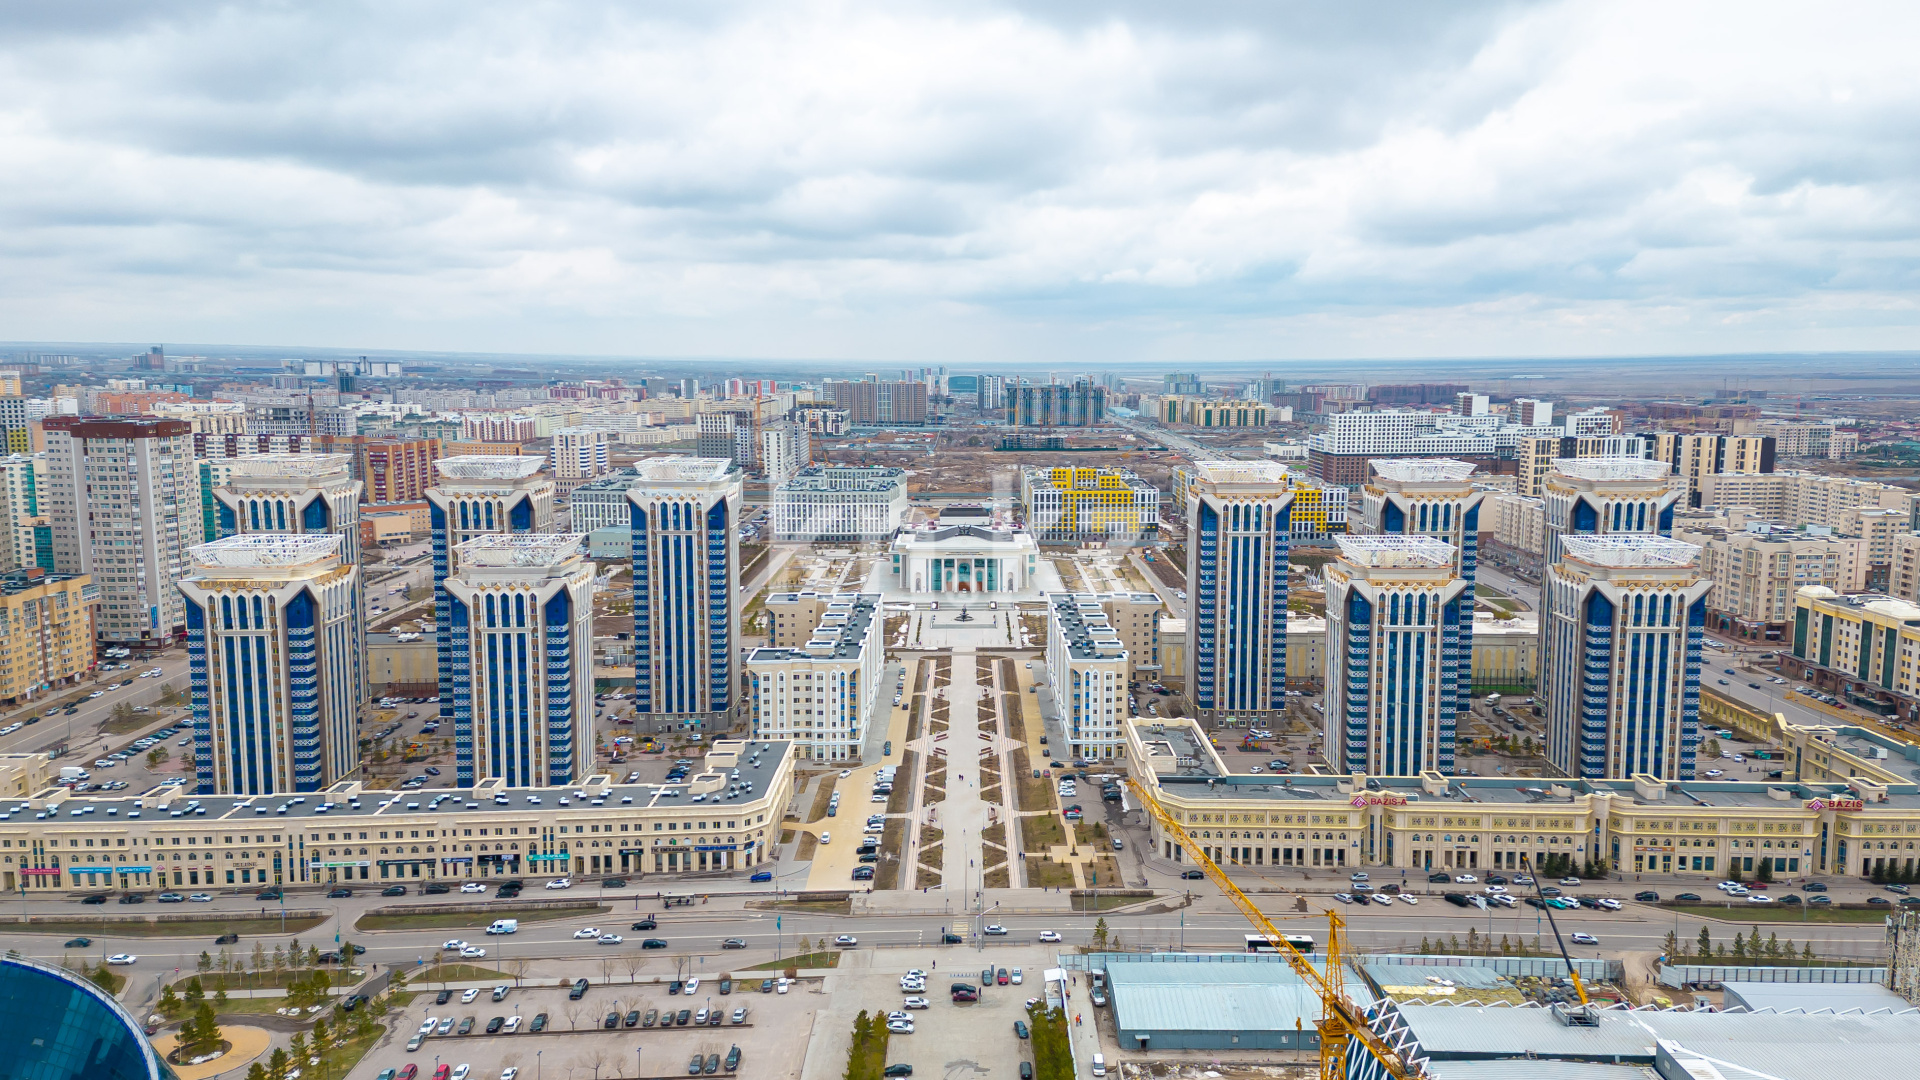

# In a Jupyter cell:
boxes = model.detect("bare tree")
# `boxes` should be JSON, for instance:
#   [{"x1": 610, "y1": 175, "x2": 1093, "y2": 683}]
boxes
[
  {"x1": 623, "y1": 956, "x2": 643, "y2": 984},
  {"x1": 507, "y1": 958, "x2": 529, "y2": 987},
  {"x1": 563, "y1": 1002, "x2": 586, "y2": 1031},
  {"x1": 588, "y1": 1049, "x2": 611, "y2": 1079}
]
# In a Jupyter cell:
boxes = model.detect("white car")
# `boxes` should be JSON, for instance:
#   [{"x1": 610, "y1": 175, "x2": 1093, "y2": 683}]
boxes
[
  {"x1": 1011, "y1": 968, "x2": 1023, "y2": 984},
  {"x1": 1398, "y1": 894, "x2": 1419, "y2": 905},
  {"x1": 886, "y1": 1011, "x2": 913, "y2": 1024},
  {"x1": 546, "y1": 878, "x2": 572, "y2": 890},
  {"x1": 462, "y1": 989, "x2": 481, "y2": 1003},
  {"x1": 418, "y1": 1018, "x2": 438, "y2": 1035},
  {"x1": 574, "y1": 927, "x2": 602, "y2": 939},
  {"x1": 106, "y1": 954, "x2": 137, "y2": 965},
  {"x1": 902, "y1": 997, "x2": 930, "y2": 1009},
  {"x1": 887, "y1": 1019, "x2": 914, "y2": 1034},
  {"x1": 461, "y1": 882, "x2": 486, "y2": 893},
  {"x1": 1039, "y1": 930, "x2": 1062, "y2": 942},
  {"x1": 984, "y1": 924, "x2": 1008, "y2": 936},
  {"x1": 503, "y1": 1016, "x2": 521, "y2": 1032},
  {"x1": 460, "y1": 945, "x2": 487, "y2": 958},
  {"x1": 819, "y1": 832, "x2": 831, "y2": 845},
  {"x1": 899, "y1": 976, "x2": 926, "y2": 991},
  {"x1": 840, "y1": 769, "x2": 852, "y2": 778},
  {"x1": 1484, "y1": 885, "x2": 1507, "y2": 894},
  {"x1": 502, "y1": 1069, "x2": 520, "y2": 1079},
  {"x1": 1747, "y1": 895, "x2": 1774, "y2": 904},
  {"x1": 452, "y1": 1066, "x2": 471, "y2": 1080},
  {"x1": 685, "y1": 977, "x2": 700, "y2": 995},
  {"x1": 835, "y1": 934, "x2": 857, "y2": 946},
  {"x1": 1569, "y1": 932, "x2": 1599, "y2": 945},
  {"x1": 1454, "y1": 874, "x2": 1477, "y2": 883},
  {"x1": 598, "y1": 934, "x2": 624, "y2": 945},
  {"x1": 443, "y1": 939, "x2": 469, "y2": 951},
  {"x1": 188, "y1": 893, "x2": 213, "y2": 902}
]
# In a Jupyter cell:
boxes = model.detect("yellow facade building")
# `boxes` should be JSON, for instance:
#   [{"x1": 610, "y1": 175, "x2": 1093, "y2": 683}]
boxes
[
  {"x1": 0, "y1": 568, "x2": 96, "y2": 705},
  {"x1": 1021, "y1": 467, "x2": 1160, "y2": 543}
]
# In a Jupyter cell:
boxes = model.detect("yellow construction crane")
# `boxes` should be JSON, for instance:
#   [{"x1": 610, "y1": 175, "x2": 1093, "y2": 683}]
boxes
[{"x1": 1126, "y1": 777, "x2": 1423, "y2": 1080}]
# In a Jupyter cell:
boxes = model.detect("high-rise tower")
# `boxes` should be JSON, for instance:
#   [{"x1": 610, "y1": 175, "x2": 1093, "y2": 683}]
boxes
[
  {"x1": 1543, "y1": 536, "x2": 1709, "y2": 780},
  {"x1": 1540, "y1": 456, "x2": 1680, "y2": 565},
  {"x1": 212, "y1": 453, "x2": 363, "y2": 563},
  {"x1": 627, "y1": 457, "x2": 743, "y2": 733},
  {"x1": 426, "y1": 456, "x2": 556, "y2": 784},
  {"x1": 1324, "y1": 535, "x2": 1470, "y2": 776},
  {"x1": 180, "y1": 534, "x2": 362, "y2": 794},
  {"x1": 444, "y1": 534, "x2": 595, "y2": 786},
  {"x1": 1183, "y1": 461, "x2": 1293, "y2": 724}
]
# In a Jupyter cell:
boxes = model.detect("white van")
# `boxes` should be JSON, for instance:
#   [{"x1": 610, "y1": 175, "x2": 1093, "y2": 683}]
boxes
[
  {"x1": 486, "y1": 919, "x2": 519, "y2": 935},
  {"x1": 1091, "y1": 1055, "x2": 1106, "y2": 1077}
]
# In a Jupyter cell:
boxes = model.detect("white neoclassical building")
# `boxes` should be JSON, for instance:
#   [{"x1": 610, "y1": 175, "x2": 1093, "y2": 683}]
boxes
[{"x1": 888, "y1": 522, "x2": 1040, "y2": 595}]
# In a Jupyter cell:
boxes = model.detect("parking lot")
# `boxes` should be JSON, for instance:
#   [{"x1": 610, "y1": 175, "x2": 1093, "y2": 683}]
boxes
[
  {"x1": 808, "y1": 949, "x2": 1048, "y2": 1080},
  {"x1": 350, "y1": 973, "x2": 818, "y2": 1080}
]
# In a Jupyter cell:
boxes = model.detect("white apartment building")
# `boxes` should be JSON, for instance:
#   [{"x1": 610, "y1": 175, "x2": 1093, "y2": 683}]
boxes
[
  {"x1": 444, "y1": 534, "x2": 596, "y2": 786},
  {"x1": 746, "y1": 592, "x2": 883, "y2": 762},
  {"x1": 1045, "y1": 592, "x2": 1130, "y2": 760},
  {"x1": 760, "y1": 421, "x2": 812, "y2": 484},
  {"x1": 180, "y1": 534, "x2": 362, "y2": 794},
  {"x1": 565, "y1": 467, "x2": 641, "y2": 534},
  {"x1": 0, "y1": 454, "x2": 44, "y2": 574},
  {"x1": 43, "y1": 416, "x2": 203, "y2": 647},
  {"x1": 628, "y1": 457, "x2": 743, "y2": 733},
  {"x1": 1753, "y1": 420, "x2": 1857, "y2": 460},
  {"x1": 550, "y1": 427, "x2": 614, "y2": 480},
  {"x1": 772, "y1": 465, "x2": 907, "y2": 543},
  {"x1": 1488, "y1": 493, "x2": 1546, "y2": 557},
  {"x1": 1676, "y1": 522, "x2": 1865, "y2": 637}
]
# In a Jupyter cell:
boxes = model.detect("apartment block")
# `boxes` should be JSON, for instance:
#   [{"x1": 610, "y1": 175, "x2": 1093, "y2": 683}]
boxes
[
  {"x1": 550, "y1": 427, "x2": 613, "y2": 481},
  {"x1": 0, "y1": 569, "x2": 97, "y2": 705},
  {"x1": 772, "y1": 465, "x2": 907, "y2": 543},
  {"x1": 1788, "y1": 587, "x2": 1920, "y2": 721},
  {"x1": 566, "y1": 467, "x2": 641, "y2": 534},
  {"x1": 1046, "y1": 592, "x2": 1131, "y2": 760},
  {"x1": 1753, "y1": 420, "x2": 1857, "y2": 460},
  {"x1": 180, "y1": 534, "x2": 362, "y2": 794},
  {"x1": 1487, "y1": 493, "x2": 1546, "y2": 558},
  {"x1": 826, "y1": 379, "x2": 930, "y2": 426},
  {"x1": 1676, "y1": 522, "x2": 1865, "y2": 638},
  {"x1": 1641, "y1": 432, "x2": 1776, "y2": 507},
  {"x1": 1543, "y1": 536, "x2": 1709, "y2": 780},
  {"x1": 1021, "y1": 466, "x2": 1160, "y2": 543},
  {"x1": 1158, "y1": 396, "x2": 1268, "y2": 427},
  {"x1": 42, "y1": 417, "x2": 202, "y2": 648},
  {"x1": 444, "y1": 534, "x2": 595, "y2": 786},
  {"x1": 760, "y1": 420, "x2": 812, "y2": 484},
  {"x1": 746, "y1": 592, "x2": 883, "y2": 762},
  {"x1": 1008, "y1": 381, "x2": 1103, "y2": 428}
]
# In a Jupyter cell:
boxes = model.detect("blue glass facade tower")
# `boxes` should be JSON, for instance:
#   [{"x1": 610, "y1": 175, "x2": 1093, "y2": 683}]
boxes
[
  {"x1": 426, "y1": 456, "x2": 555, "y2": 785},
  {"x1": 1182, "y1": 462, "x2": 1294, "y2": 724},
  {"x1": 628, "y1": 457, "x2": 743, "y2": 734}
]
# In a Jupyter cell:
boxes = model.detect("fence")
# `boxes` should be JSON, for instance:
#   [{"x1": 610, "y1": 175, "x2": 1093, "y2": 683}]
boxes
[
  {"x1": 1359, "y1": 952, "x2": 1622, "y2": 981},
  {"x1": 1659, "y1": 963, "x2": 1889, "y2": 988}
]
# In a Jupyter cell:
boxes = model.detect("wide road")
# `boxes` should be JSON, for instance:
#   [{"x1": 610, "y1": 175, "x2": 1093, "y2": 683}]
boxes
[
  {"x1": 0, "y1": 649, "x2": 193, "y2": 761},
  {"x1": 4, "y1": 884, "x2": 1891, "y2": 987}
]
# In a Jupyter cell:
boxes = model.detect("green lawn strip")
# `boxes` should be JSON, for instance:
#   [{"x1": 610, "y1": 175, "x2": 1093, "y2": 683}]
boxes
[
  {"x1": 1027, "y1": 1001, "x2": 1072, "y2": 1080},
  {"x1": 844, "y1": 1009, "x2": 892, "y2": 1080},
  {"x1": 4, "y1": 916, "x2": 327, "y2": 938},
  {"x1": 315, "y1": 1027, "x2": 385, "y2": 1078},
  {"x1": 1019, "y1": 813, "x2": 1065, "y2": 850},
  {"x1": 410, "y1": 963, "x2": 514, "y2": 984},
  {"x1": 1675, "y1": 904, "x2": 1898, "y2": 923},
  {"x1": 747, "y1": 950, "x2": 840, "y2": 971},
  {"x1": 356, "y1": 905, "x2": 607, "y2": 932},
  {"x1": 1025, "y1": 857, "x2": 1074, "y2": 889}
]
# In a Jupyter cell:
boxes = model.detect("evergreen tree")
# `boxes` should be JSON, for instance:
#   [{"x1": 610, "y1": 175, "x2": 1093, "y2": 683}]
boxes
[
  {"x1": 1873, "y1": 863, "x2": 1887, "y2": 884},
  {"x1": 1500, "y1": 934, "x2": 1513, "y2": 956},
  {"x1": 1465, "y1": 928, "x2": 1480, "y2": 953},
  {"x1": 1091, "y1": 918, "x2": 1109, "y2": 949},
  {"x1": 197, "y1": 951, "x2": 213, "y2": 974},
  {"x1": 1418, "y1": 937, "x2": 1431, "y2": 955},
  {"x1": 1662, "y1": 930, "x2": 1679, "y2": 958},
  {"x1": 268, "y1": 1047, "x2": 289, "y2": 1080},
  {"x1": 289, "y1": 1033, "x2": 307, "y2": 1062},
  {"x1": 1766, "y1": 933, "x2": 1782, "y2": 959},
  {"x1": 247, "y1": 1065, "x2": 269, "y2": 1080},
  {"x1": 1756, "y1": 859, "x2": 1774, "y2": 883},
  {"x1": 1803, "y1": 942, "x2": 1816, "y2": 961},
  {"x1": 1732, "y1": 932, "x2": 1746, "y2": 959},
  {"x1": 185, "y1": 977, "x2": 205, "y2": 1004},
  {"x1": 1697, "y1": 927, "x2": 1713, "y2": 958},
  {"x1": 159, "y1": 984, "x2": 181, "y2": 1016}
]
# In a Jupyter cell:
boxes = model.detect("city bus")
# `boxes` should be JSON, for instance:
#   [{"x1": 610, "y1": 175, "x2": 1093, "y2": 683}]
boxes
[{"x1": 1246, "y1": 934, "x2": 1315, "y2": 953}]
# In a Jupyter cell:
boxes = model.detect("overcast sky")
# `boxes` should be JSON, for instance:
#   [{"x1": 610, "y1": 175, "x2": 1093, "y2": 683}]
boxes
[{"x1": 1, "y1": 1, "x2": 1915, "y2": 364}]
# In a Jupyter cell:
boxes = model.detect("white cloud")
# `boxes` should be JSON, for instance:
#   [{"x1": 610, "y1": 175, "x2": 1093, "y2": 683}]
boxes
[{"x1": 0, "y1": 0, "x2": 1916, "y2": 362}]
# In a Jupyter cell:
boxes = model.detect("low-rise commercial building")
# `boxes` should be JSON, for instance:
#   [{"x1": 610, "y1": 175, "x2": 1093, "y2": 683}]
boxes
[
  {"x1": 0, "y1": 740, "x2": 795, "y2": 891},
  {"x1": 746, "y1": 593, "x2": 883, "y2": 762}
]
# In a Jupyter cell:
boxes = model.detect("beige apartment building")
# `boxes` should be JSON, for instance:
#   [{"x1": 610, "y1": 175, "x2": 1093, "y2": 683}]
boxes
[
  {"x1": 1676, "y1": 523, "x2": 1867, "y2": 638},
  {"x1": 1698, "y1": 470, "x2": 1913, "y2": 529},
  {"x1": 0, "y1": 569, "x2": 97, "y2": 705}
]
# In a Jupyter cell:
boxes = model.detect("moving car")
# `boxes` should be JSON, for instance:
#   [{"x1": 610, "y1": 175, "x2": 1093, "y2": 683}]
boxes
[
  {"x1": 107, "y1": 954, "x2": 138, "y2": 965},
  {"x1": 1569, "y1": 932, "x2": 1600, "y2": 945}
]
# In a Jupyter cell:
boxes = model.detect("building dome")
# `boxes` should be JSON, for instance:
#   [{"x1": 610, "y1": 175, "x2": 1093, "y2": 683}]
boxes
[{"x1": 0, "y1": 954, "x2": 178, "y2": 1079}]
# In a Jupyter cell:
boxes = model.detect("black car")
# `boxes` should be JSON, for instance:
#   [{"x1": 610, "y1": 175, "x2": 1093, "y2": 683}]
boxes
[
  {"x1": 884, "y1": 1067, "x2": 913, "y2": 1077},
  {"x1": 603, "y1": 878, "x2": 627, "y2": 888},
  {"x1": 1869, "y1": 896, "x2": 1892, "y2": 906},
  {"x1": 669, "y1": 981, "x2": 683, "y2": 995},
  {"x1": 1486, "y1": 875, "x2": 1508, "y2": 885},
  {"x1": 1634, "y1": 891, "x2": 1660, "y2": 902},
  {"x1": 256, "y1": 889, "x2": 283, "y2": 901},
  {"x1": 424, "y1": 882, "x2": 451, "y2": 895},
  {"x1": 382, "y1": 885, "x2": 407, "y2": 897},
  {"x1": 64, "y1": 937, "x2": 92, "y2": 948},
  {"x1": 1779, "y1": 894, "x2": 1803, "y2": 905},
  {"x1": 569, "y1": 979, "x2": 590, "y2": 1000},
  {"x1": 328, "y1": 887, "x2": 354, "y2": 898},
  {"x1": 705, "y1": 1053, "x2": 721, "y2": 1074},
  {"x1": 1523, "y1": 896, "x2": 1546, "y2": 909},
  {"x1": 942, "y1": 933, "x2": 963, "y2": 944},
  {"x1": 1444, "y1": 892, "x2": 1471, "y2": 907},
  {"x1": 531, "y1": 1013, "x2": 549, "y2": 1033},
  {"x1": 721, "y1": 938, "x2": 747, "y2": 949},
  {"x1": 487, "y1": 1016, "x2": 506, "y2": 1034},
  {"x1": 676, "y1": 1009, "x2": 692, "y2": 1026},
  {"x1": 633, "y1": 918, "x2": 657, "y2": 931},
  {"x1": 458, "y1": 1018, "x2": 476, "y2": 1035},
  {"x1": 1673, "y1": 893, "x2": 1703, "y2": 903},
  {"x1": 1806, "y1": 881, "x2": 1828, "y2": 892},
  {"x1": 719, "y1": 978, "x2": 733, "y2": 995},
  {"x1": 215, "y1": 932, "x2": 240, "y2": 945},
  {"x1": 688, "y1": 1055, "x2": 705, "y2": 1076},
  {"x1": 1180, "y1": 869, "x2": 1205, "y2": 880},
  {"x1": 643, "y1": 938, "x2": 669, "y2": 949},
  {"x1": 852, "y1": 867, "x2": 875, "y2": 881},
  {"x1": 80, "y1": 894, "x2": 108, "y2": 905},
  {"x1": 725, "y1": 1046, "x2": 742, "y2": 1072},
  {"x1": 1428, "y1": 872, "x2": 1452, "y2": 883},
  {"x1": 341, "y1": 994, "x2": 369, "y2": 1012},
  {"x1": 437, "y1": 989, "x2": 454, "y2": 1005},
  {"x1": 118, "y1": 893, "x2": 145, "y2": 904},
  {"x1": 605, "y1": 1012, "x2": 620, "y2": 1029},
  {"x1": 1014, "y1": 1020, "x2": 1029, "y2": 1039},
  {"x1": 625, "y1": 1010, "x2": 642, "y2": 1027}
]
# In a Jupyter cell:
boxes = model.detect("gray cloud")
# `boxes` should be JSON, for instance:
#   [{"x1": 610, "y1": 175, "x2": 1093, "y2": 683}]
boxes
[{"x1": 0, "y1": 0, "x2": 1915, "y2": 362}]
